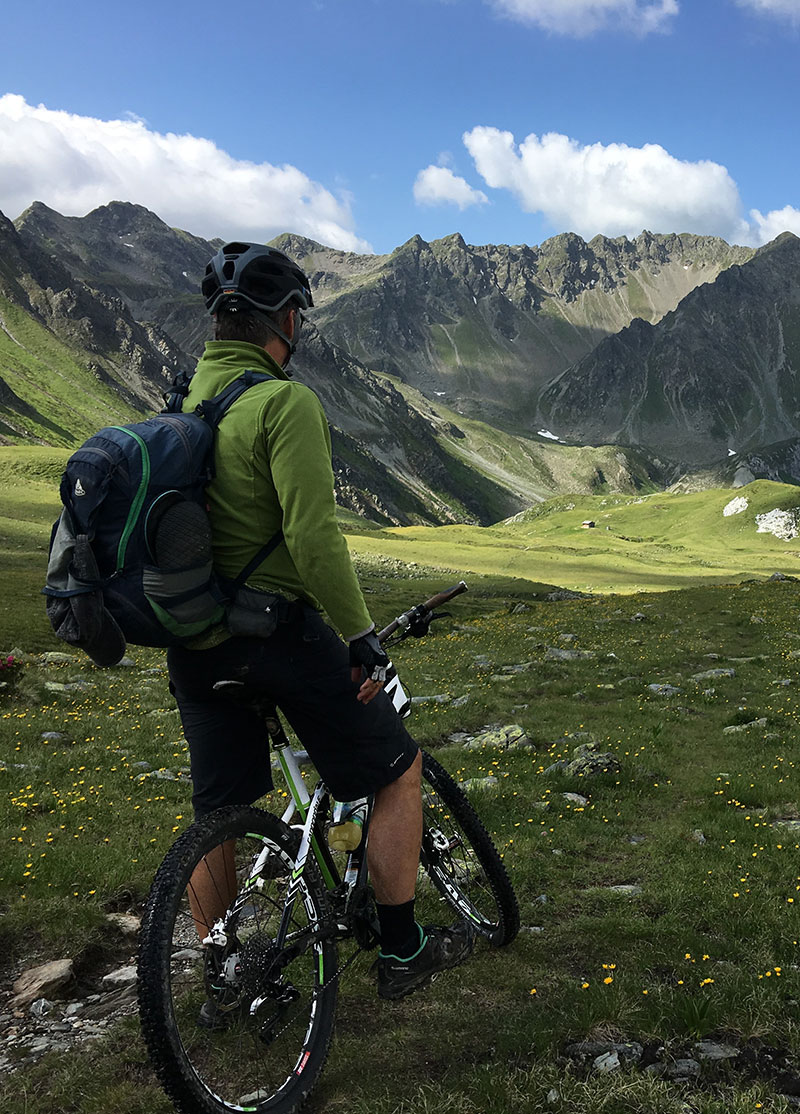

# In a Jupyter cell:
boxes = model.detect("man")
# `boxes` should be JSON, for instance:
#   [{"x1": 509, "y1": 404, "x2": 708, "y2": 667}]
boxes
[{"x1": 167, "y1": 241, "x2": 472, "y2": 1003}]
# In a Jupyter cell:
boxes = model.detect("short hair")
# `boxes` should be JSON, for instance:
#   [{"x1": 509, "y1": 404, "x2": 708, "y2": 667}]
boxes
[{"x1": 214, "y1": 305, "x2": 292, "y2": 346}]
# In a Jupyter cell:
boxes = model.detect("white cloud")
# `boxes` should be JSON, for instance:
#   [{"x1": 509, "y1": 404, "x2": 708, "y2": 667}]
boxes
[
  {"x1": 413, "y1": 165, "x2": 489, "y2": 210},
  {"x1": 735, "y1": 0, "x2": 800, "y2": 22},
  {"x1": 488, "y1": 0, "x2": 679, "y2": 35},
  {"x1": 749, "y1": 206, "x2": 800, "y2": 243},
  {"x1": 0, "y1": 94, "x2": 371, "y2": 252},
  {"x1": 463, "y1": 126, "x2": 754, "y2": 242}
]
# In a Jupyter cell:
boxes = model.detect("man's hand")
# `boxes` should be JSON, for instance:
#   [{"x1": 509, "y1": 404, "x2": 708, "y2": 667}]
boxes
[{"x1": 349, "y1": 628, "x2": 390, "y2": 705}]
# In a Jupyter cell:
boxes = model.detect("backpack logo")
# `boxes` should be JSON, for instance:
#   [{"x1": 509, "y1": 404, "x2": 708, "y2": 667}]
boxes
[{"x1": 74, "y1": 478, "x2": 86, "y2": 497}]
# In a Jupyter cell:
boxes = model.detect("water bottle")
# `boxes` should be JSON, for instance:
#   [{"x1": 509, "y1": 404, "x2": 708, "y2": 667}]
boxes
[{"x1": 328, "y1": 798, "x2": 368, "y2": 852}]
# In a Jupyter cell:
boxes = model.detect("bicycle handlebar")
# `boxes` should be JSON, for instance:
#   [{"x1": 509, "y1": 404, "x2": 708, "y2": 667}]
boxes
[{"x1": 377, "y1": 580, "x2": 468, "y2": 643}]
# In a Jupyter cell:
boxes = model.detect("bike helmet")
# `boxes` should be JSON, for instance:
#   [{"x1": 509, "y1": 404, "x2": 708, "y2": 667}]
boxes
[{"x1": 202, "y1": 242, "x2": 314, "y2": 315}]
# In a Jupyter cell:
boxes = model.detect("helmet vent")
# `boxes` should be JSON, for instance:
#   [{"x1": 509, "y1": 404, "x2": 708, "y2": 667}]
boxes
[{"x1": 202, "y1": 242, "x2": 314, "y2": 314}]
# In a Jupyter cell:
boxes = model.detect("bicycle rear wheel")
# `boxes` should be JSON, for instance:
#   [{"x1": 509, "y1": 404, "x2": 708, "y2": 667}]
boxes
[
  {"x1": 418, "y1": 750, "x2": 519, "y2": 946},
  {"x1": 138, "y1": 805, "x2": 337, "y2": 1114}
]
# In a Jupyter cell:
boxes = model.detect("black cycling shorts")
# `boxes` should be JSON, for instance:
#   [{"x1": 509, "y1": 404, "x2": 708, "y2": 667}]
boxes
[{"x1": 167, "y1": 606, "x2": 419, "y2": 817}]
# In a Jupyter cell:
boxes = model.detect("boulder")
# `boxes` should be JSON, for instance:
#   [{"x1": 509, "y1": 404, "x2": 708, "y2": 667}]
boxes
[
  {"x1": 565, "y1": 743, "x2": 621, "y2": 777},
  {"x1": 691, "y1": 668, "x2": 736, "y2": 682},
  {"x1": 723, "y1": 718, "x2": 768, "y2": 734},
  {"x1": 105, "y1": 913, "x2": 141, "y2": 938},
  {"x1": 694, "y1": 1040, "x2": 739, "y2": 1061},
  {"x1": 545, "y1": 646, "x2": 596, "y2": 661},
  {"x1": 12, "y1": 959, "x2": 74, "y2": 1008},
  {"x1": 464, "y1": 724, "x2": 530, "y2": 750}
]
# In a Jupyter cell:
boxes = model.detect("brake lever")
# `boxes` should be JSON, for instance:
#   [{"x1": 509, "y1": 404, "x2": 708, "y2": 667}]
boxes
[{"x1": 408, "y1": 609, "x2": 451, "y2": 638}]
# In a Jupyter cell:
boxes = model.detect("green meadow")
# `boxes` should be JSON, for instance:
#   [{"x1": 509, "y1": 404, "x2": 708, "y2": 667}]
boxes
[
  {"x1": 347, "y1": 481, "x2": 800, "y2": 594},
  {"x1": 3, "y1": 447, "x2": 800, "y2": 1111}
]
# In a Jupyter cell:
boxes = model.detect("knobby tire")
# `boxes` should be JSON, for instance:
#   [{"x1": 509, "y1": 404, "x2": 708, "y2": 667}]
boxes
[
  {"x1": 419, "y1": 749, "x2": 519, "y2": 946},
  {"x1": 138, "y1": 805, "x2": 338, "y2": 1114}
]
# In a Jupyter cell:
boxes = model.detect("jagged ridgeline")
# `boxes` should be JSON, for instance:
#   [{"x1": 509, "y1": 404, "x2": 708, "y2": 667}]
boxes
[
  {"x1": 539, "y1": 233, "x2": 800, "y2": 473},
  {"x1": 2, "y1": 198, "x2": 799, "y2": 524}
]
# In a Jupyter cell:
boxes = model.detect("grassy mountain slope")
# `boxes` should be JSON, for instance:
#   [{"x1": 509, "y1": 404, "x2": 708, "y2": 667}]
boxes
[
  {"x1": 0, "y1": 205, "x2": 191, "y2": 440},
  {"x1": 382, "y1": 372, "x2": 670, "y2": 505},
  {"x1": 0, "y1": 296, "x2": 140, "y2": 445},
  {"x1": 347, "y1": 481, "x2": 800, "y2": 593},
  {"x1": 0, "y1": 447, "x2": 67, "y2": 648}
]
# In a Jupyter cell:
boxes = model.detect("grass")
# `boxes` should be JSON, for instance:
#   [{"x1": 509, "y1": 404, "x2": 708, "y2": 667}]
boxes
[
  {"x1": 3, "y1": 575, "x2": 800, "y2": 1110},
  {"x1": 348, "y1": 480, "x2": 800, "y2": 594},
  {"x1": 4, "y1": 457, "x2": 800, "y2": 1110},
  {"x1": 0, "y1": 297, "x2": 139, "y2": 446}
]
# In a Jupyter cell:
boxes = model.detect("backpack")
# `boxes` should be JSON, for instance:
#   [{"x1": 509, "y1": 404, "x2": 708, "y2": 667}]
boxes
[{"x1": 43, "y1": 370, "x2": 283, "y2": 666}]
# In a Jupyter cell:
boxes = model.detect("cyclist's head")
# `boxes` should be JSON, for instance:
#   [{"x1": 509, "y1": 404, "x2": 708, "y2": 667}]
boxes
[{"x1": 202, "y1": 242, "x2": 314, "y2": 368}]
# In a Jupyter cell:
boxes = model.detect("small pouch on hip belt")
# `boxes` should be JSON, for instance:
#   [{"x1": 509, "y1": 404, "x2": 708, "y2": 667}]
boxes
[{"x1": 225, "y1": 588, "x2": 286, "y2": 639}]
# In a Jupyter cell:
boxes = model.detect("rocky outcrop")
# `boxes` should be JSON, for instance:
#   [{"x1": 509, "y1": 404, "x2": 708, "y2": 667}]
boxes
[
  {"x1": 539, "y1": 233, "x2": 800, "y2": 467},
  {"x1": 287, "y1": 228, "x2": 751, "y2": 427},
  {"x1": 3, "y1": 203, "x2": 192, "y2": 417}
]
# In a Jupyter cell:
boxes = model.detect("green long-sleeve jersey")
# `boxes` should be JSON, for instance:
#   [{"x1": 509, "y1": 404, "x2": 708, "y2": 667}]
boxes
[{"x1": 183, "y1": 340, "x2": 373, "y2": 641}]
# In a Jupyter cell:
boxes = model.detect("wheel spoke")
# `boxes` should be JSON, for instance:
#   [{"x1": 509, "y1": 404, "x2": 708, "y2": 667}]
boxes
[
  {"x1": 416, "y1": 751, "x2": 520, "y2": 946},
  {"x1": 139, "y1": 806, "x2": 338, "y2": 1114}
]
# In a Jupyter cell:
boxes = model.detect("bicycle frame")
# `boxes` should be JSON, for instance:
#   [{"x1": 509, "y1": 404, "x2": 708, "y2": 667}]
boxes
[
  {"x1": 204, "y1": 581, "x2": 470, "y2": 975},
  {"x1": 264, "y1": 705, "x2": 369, "y2": 896}
]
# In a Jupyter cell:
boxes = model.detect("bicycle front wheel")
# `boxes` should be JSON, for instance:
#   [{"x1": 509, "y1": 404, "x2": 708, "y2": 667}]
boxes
[
  {"x1": 418, "y1": 750, "x2": 519, "y2": 946},
  {"x1": 138, "y1": 805, "x2": 338, "y2": 1114}
]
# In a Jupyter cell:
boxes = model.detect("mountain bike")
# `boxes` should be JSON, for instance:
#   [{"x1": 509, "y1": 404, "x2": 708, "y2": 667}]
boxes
[{"x1": 138, "y1": 581, "x2": 519, "y2": 1114}]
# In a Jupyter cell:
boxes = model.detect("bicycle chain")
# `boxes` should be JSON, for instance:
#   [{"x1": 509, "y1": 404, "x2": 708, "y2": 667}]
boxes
[
  {"x1": 240, "y1": 939, "x2": 368, "y2": 1050},
  {"x1": 319, "y1": 940, "x2": 368, "y2": 990}
]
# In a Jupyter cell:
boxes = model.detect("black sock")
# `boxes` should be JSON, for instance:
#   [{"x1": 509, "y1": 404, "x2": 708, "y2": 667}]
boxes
[{"x1": 376, "y1": 900, "x2": 419, "y2": 957}]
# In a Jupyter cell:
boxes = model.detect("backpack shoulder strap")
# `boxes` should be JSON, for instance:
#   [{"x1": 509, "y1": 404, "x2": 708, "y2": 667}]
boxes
[
  {"x1": 197, "y1": 370, "x2": 276, "y2": 429},
  {"x1": 161, "y1": 369, "x2": 193, "y2": 413},
  {"x1": 229, "y1": 528, "x2": 285, "y2": 591}
]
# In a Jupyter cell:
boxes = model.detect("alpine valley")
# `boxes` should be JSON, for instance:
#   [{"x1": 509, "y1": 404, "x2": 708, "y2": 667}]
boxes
[{"x1": 1, "y1": 198, "x2": 799, "y2": 526}]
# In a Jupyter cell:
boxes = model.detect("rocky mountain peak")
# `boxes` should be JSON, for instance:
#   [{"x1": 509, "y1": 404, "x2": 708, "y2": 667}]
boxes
[
  {"x1": 392, "y1": 233, "x2": 429, "y2": 260},
  {"x1": 82, "y1": 200, "x2": 174, "y2": 235},
  {"x1": 271, "y1": 232, "x2": 335, "y2": 258},
  {"x1": 432, "y1": 232, "x2": 468, "y2": 252},
  {"x1": 753, "y1": 229, "x2": 799, "y2": 260}
]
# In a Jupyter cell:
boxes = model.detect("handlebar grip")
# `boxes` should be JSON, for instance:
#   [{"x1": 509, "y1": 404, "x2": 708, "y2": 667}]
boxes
[
  {"x1": 376, "y1": 581, "x2": 468, "y2": 643},
  {"x1": 420, "y1": 580, "x2": 468, "y2": 612}
]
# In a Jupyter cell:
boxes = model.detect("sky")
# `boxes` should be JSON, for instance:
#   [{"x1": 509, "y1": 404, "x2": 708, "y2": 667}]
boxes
[{"x1": 0, "y1": 0, "x2": 799, "y2": 255}]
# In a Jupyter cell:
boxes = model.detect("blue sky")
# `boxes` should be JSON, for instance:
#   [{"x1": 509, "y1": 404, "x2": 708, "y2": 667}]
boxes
[{"x1": 1, "y1": 0, "x2": 798, "y2": 253}]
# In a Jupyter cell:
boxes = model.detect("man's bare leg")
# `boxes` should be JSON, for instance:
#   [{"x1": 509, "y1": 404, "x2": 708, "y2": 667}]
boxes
[
  {"x1": 186, "y1": 747, "x2": 423, "y2": 940},
  {"x1": 368, "y1": 750, "x2": 472, "y2": 996},
  {"x1": 188, "y1": 840, "x2": 237, "y2": 939},
  {"x1": 367, "y1": 750, "x2": 423, "y2": 905}
]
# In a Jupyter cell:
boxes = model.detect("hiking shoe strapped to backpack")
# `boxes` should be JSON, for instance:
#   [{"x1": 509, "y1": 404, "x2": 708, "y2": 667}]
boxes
[{"x1": 376, "y1": 922, "x2": 474, "y2": 1001}]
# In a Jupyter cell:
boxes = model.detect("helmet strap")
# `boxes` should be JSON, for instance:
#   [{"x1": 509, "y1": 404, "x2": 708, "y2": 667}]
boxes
[{"x1": 255, "y1": 309, "x2": 297, "y2": 372}]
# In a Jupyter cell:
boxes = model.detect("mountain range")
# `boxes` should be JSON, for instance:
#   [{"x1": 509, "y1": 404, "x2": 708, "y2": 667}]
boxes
[{"x1": 1, "y1": 198, "x2": 798, "y2": 525}]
